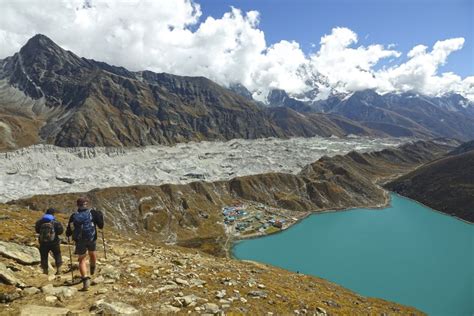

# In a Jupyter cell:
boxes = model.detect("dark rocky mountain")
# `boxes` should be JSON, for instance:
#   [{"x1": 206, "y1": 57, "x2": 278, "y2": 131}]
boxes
[
  {"x1": 11, "y1": 139, "x2": 457, "y2": 256},
  {"x1": 264, "y1": 106, "x2": 376, "y2": 137},
  {"x1": 386, "y1": 141, "x2": 474, "y2": 223},
  {"x1": 227, "y1": 83, "x2": 254, "y2": 101},
  {"x1": 267, "y1": 88, "x2": 474, "y2": 140},
  {"x1": 447, "y1": 139, "x2": 474, "y2": 156},
  {"x1": 267, "y1": 89, "x2": 313, "y2": 113},
  {"x1": 0, "y1": 34, "x2": 376, "y2": 150}
]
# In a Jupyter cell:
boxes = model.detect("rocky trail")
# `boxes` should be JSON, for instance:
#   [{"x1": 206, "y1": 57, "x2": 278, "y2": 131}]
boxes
[{"x1": 0, "y1": 205, "x2": 422, "y2": 315}]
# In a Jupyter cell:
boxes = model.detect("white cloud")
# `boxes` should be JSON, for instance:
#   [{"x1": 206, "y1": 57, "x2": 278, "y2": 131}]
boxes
[
  {"x1": 0, "y1": 0, "x2": 472, "y2": 101},
  {"x1": 407, "y1": 45, "x2": 428, "y2": 58},
  {"x1": 378, "y1": 38, "x2": 471, "y2": 97},
  {"x1": 309, "y1": 27, "x2": 401, "y2": 92}
]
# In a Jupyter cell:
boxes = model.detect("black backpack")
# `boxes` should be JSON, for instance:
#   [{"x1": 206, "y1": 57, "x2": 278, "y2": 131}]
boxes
[
  {"x1": 72, "y1": 209, "x2": 96, "y2": 242},
  {"x1": 39, "y1": 221, "x2": 56, "y2": 243}
]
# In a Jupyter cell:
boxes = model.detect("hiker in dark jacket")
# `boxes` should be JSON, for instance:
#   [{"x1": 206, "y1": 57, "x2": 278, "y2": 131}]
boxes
[
  {"x1": 35, "y1": 208, "x2": 64, "y2": 275},
  {"x1": 66, "y1": 197, "x2": 104, "y2": 290}
]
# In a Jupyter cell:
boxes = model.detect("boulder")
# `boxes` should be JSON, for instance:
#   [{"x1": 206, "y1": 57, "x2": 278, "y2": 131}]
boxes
[
  {"x1": 0, "y1": 287, "x2": 22, "y2": 303},
  {"x1": 20, "y1": 305, "x2": 70, "y2": 315},
  {"x1": 95, "y1": 288, "x2": 108, "y2": 295},
  {"x1": 323, "y1": 299, "x2": 340, "y2": 308},
  {"x1": 173, "y1": 294, "x2": 200, "y2": 307},
  {"x1": 91, "y1": 276, "x2": 104, "y2": 285},
  {"x1": 0, "y1": 262, "x2": 26, "y2": 287},
  {"x1": 101, "y1": 265, "x2": 121, "y2": 280},
  {"x1": 93, "y1": 301, "x2": 140, "y2": 315},
  {"x1": 158, "y1": 304, "x2": 181, "y2": 313},
  {"x1": 182, "y1": 294, "x2": 199, "y2": 306},
  {"x1": 0, "y1": 241, "x2": 40, "y2": 265},
  {"x1": 202, "y1": 303, "x2": 220, "y2": 314},
  {"x1": 103, "y1": 278, "x2": 116, "y2": 284},
  {"x1": 189, "y1": 278, "x2": 206, "y2": 287},
  {"x1": 22, "y1": 287, "x2": 40, "y2": 296},
  {"x1": 171, "y1": 259, "x2": 186, "y2": 266},
  {"x1": 41, "y1": 284, "x2": 77, "y2": 298},
  {"x1": 316, "y1": 306, "x2": 328, "y2": 315},
  {"x1": 128, "y1": 263, "x2": 141, "y2": 270},
  {"x1": 45, "y1": 295, "x2": 57, "y2": 303},
  {"x1": 175, "y1": 277, "x2": 189, "y2": 286},
  {"x1": 158, "y1": 284, "x2": 179, "y2": 292},
  {"x1": 248, "y1": 290, "x2": 267, "y2": 298},
  {"x1": 215, "y1": 289, "x2": 226, "y2": 299}
]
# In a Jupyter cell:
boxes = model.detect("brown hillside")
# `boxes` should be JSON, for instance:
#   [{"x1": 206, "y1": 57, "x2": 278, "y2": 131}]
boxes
[{"x1": 386, "y1": 148, "x2": 474, "y2": 223}]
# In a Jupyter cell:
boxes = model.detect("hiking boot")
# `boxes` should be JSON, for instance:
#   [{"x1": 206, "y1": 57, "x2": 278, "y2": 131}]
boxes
[
  {"x1": 82, "y1": 277, "x2": 91, "y2": 291},
  {"x1": 90, "y1": 265, "x2": 96, "y2": 276},
  {"x1": 42, "y1": 268, "x2": 49, "y2": 275},
  {"x1": 55, "y1": 266, "x2": 61, "y2": 275}
]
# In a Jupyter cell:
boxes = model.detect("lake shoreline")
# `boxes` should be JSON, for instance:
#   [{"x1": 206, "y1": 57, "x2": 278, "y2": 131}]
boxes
[
  {"x1": 229, "y1": 189, "x2": 472, "y2": 259},
  {"x1": 228, "y1": 190, "x2": 393, "y2": 258},
  {"x1": 390, "y1": 192, "x2": 474, "y2": 226}
]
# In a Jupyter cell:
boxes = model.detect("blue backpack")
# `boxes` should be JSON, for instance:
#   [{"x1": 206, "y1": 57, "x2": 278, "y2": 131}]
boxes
[{"x1": 72, "y1": 209, "x2": 95, "y2": 242}]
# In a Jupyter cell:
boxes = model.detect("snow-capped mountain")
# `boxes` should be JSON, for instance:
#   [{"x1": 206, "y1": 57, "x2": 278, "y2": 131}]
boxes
[{"x1": 265, "y1": 86, "x2": 474, "y2": 140}]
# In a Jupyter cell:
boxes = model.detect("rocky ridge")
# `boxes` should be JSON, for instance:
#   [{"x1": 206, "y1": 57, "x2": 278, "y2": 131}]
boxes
[
  {"x1": 269, "y1": 88, "x2": 474, "y2": 140},
  {"x1": 0, "y1": 205, "x2": 422, "y2": 315}
]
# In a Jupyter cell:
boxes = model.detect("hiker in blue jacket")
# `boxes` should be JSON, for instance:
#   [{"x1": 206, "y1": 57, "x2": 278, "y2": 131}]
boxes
[
  {"x1": 35, "y1": 208, "x2": 64, "y2": 275},
  {"x1": 66, "y1": 197, "x2": 104, "y2": 290}
]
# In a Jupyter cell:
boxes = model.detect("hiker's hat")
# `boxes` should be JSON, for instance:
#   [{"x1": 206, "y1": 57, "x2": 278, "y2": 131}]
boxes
[
  {"x1": 46, "y1": 207, "x2": 58, "y2": 215},
  {"x1": 77, "y1": 197, "x2": 89, "y2": 207},
  {"x1": 42, "y1": 214, "x2": 55, "y2": 221}
]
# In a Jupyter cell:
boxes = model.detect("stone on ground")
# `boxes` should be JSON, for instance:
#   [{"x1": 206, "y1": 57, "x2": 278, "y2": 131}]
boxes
[
  {"x1": 203, "y1": 302, "x2": 220, "y2": 314},
  {"x1": 0, "y1": 241, "x2": 40, "y2": 265},
  {"x1": 158, "y1": 304, "x2": 181, "y2": 313},
  {"x1": 22, "y1": 287, "x2": 40, "y2": 296},
  {"x1": 0, "y1": 262, "x2": 25, "y2": 287},
  {"x1": 94, "y1": 301, "x2": 140, "y2": 315},
  {"x1": 41, "y1": 284, "x2": 77, "y2": 298},
  {"x1": 20, "y1": 305, "x2": 70, "y2": 315}
]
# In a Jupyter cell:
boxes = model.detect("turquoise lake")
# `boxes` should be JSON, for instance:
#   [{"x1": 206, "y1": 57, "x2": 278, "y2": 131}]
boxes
[{"x1": 233, "y1": 194, "x2": 474, "y2": 315}]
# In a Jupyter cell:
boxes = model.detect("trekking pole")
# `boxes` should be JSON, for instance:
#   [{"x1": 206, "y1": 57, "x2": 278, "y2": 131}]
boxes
[
  {"x1": 101, "y1": 230, "x2": 107, "y2": 259},
  {"x1": 67, "y1": 237, "x2": 74, "y2": 282}
]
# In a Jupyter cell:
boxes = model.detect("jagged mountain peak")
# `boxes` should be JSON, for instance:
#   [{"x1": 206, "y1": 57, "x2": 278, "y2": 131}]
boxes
[
  {"x1": 0, "y1": 34, "x2": 94, "y2": 107},
  {"x1": 20, "y1": 34, "x2": 66, "y2": 60},
  {"x1": 349, "y1": 89, "x2": 381, "y2": 100},
  {"x1": 228, "y1": 83, "x2": 254, "y2": 100},
  {"x1": 20, "y1": 34, "x2": 58, "y2": 51},
  {"x1": 18, "y1": 34, "x2": 87, "y2": 70},
  {"x1": 267, "y1": 89, "x2": 314, "y2": 113},
  {"x1": 267, "y1": 89, "x2": 289, "y2": 102}
]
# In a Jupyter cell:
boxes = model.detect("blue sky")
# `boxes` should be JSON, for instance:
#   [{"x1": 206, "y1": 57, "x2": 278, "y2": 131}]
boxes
[{"x1": 199, "y1": 0, "x2": 473, "y2": 77}]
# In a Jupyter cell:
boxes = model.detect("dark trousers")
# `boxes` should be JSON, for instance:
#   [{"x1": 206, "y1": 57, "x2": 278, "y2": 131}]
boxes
[{"x1": 39, "y1": 242, "x2": 62, "y2": 271}]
